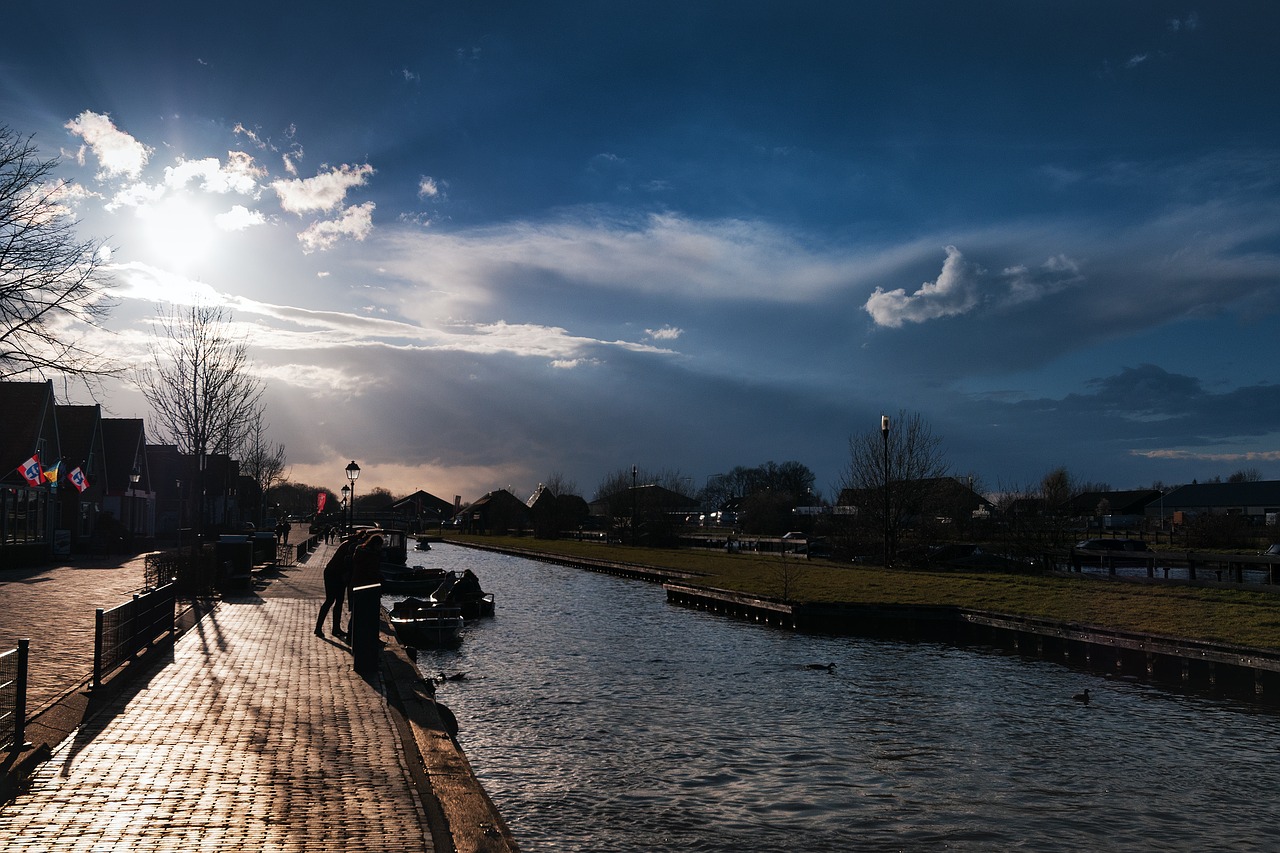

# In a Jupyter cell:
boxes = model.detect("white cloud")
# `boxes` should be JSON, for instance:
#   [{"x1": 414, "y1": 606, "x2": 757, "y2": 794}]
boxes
[
  {"x1": 646, "y1": 325, "x2": 682, "y2": 341},
  {"x1": 64, "y1": 111, "x2": 150, "y2": 179},
  {"x1": 272, "y1": 163, "x2": 374, "y2": 214},
  {"x1": 418, "y1": 176, "x2": 439, "y2": 198},
  {"x1": 215, "y1": 204, "x2": 267, "y2": 231},
  {"x1": 298, "y1": 201, "x2": 376, "y2": 252},
  {"x1": 863, "y1": 246, "x2": 981, "y2": 328},
  {"x1": 164, "y1": 152, "x2": 264, "y2": 195}
]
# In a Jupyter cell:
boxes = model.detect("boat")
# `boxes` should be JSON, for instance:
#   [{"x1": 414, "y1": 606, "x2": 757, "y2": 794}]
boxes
[
  {"x1": 379, "y1": 565, "x2": 447, "y2": 594},
  {"x1": 389, "y1": 597, "x2": 464, "y2": 647},
  {"x1": 430, "y1": 569, "x2": 495, "y2": 619}
]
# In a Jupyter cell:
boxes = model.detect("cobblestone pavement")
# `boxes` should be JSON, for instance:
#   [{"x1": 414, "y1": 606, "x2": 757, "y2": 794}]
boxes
[
  {"x1": 0, "y1": 543, "x2": 439, "y2": 851},
  {"x1": 0, "y1": 553, "x2": 155, "y2": 712}
]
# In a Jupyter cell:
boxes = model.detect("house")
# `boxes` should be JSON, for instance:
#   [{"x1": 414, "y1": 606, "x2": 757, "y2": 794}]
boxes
[
  {"x1": 385, "y1": 489, "x2": 455, "y2": 530},
  {"x1": 54, "y1": 403, "x2": 108, "y2": 550},
  {"x1": 837, "y1": 477, "x2": 993, "y2": 525},
  {"x1": 100, "y1": 418, "x2": 154, "y2": 540},
  {"x1": 0, "y1": 381, "x2": 62, "y2": 565},
  {"x1": 526, "y1": 484, "x2": 590, "y2": 538},
  {"x1": 454, "y1": 490, "x2": 531, "y2": 534},
  {"x1": 1145, "y1": 481, "x2": 1280, "y2": 525}
]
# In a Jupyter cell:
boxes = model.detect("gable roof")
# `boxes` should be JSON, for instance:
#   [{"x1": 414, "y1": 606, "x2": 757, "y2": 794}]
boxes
[
  {"x1": 101, "y1": 418, "x2": 148, "y2": 494},
  {"x1": 0, "y1": 380, "x2": 58, "y2": 485},
  {"x1": 1068, "y1": 489, "x2": 1161, "y2": 516},
  {"x1": 386, "y1": 489, "x2": 455, "y2": 517},
  {"x1": 1159, "y1": 481, "x2": 1280, "y2": 510}
]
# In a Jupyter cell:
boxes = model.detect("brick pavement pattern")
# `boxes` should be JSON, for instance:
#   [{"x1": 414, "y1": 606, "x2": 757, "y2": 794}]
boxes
[
  {"x1": 0, "y1": 554, "x2": 156, "y2": 712},
  {"x1": 0, "y1": 543, "x2": 437, "y2": 852}
]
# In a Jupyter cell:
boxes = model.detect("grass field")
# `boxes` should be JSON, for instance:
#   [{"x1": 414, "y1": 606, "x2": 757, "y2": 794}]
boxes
[{"x1": 446, "y1": 534, "x2": 1280, "y2": 650}]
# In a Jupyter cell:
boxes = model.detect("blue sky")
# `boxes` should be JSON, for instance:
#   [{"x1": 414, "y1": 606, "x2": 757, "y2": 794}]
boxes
[{"x1": 5, "y1": 2, "x2": 1280, "y2": 502}]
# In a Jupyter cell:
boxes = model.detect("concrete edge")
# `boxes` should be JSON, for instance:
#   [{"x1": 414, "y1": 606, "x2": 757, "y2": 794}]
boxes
[{"x1": 379, "y1": 632, "x2": 520, "y2": 853}]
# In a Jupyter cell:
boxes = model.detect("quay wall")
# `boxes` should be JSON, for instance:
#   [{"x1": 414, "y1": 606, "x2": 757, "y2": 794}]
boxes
[{"x1": 447, "y1": 539, "x2": 1280, "y2": 704}]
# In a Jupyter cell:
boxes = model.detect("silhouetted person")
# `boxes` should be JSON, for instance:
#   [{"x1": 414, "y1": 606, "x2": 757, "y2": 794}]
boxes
[{"x1": 316, "y1": 534, "x2": 358, "y2": 638}]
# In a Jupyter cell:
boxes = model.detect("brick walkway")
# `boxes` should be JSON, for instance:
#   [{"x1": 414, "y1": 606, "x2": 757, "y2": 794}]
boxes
[{"x1": 0, "y1": 542, "x2": 439, "y2": 851}]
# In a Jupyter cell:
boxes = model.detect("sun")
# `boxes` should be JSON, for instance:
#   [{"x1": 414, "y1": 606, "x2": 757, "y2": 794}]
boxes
[{"x1": 136, "y1": 193, "x2": 217, "y2": 273}]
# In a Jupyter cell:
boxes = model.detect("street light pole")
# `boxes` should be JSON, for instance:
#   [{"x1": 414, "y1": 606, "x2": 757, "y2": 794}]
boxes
[
  {"x1": 632, "y1": 464, "x2": 638, "y2": 547},
  {"x1": 345, "y1": 460, "x2": 361, "y2": 532},
  {"x1": 882, "y1": 414, "x2": 891, "y2": 568}
]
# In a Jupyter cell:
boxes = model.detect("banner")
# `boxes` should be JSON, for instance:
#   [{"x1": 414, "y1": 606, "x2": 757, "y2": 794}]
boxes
[
  {"x1": 43, "y1": 461, "x2": 61, "y2": 484},
  {"x1": 317, "y1": 491, "x2": 327, "y2": 513},
  {"x1": 17, "y1": 454, "x2": 42, "y2": 487},
  {"x1": 68, "y1": 466, "x2": 90, "y2": 493}
]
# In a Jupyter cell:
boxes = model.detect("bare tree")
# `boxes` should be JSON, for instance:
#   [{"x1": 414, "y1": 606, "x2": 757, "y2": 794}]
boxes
[
  {"x1": 138, "y1": 302, "x2": 264, "y2": 466},
  {"x1": 0, "y1": 127, "x2": 115, "y2": 380},
  {"x1": 240, "y1": 407, "x2": 289, "y2": 525},
  {"x1": 542, "y1": 471, "x2": 578, "y2": 498},
  {"x1": 838, "y1": 410, "x2": 949, "y2": 564}
]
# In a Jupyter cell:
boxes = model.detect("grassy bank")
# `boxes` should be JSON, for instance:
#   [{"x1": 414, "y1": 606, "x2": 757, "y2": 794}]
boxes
[{"x1": 445, "y1": 535, "x2": 1280, "y2": 650}]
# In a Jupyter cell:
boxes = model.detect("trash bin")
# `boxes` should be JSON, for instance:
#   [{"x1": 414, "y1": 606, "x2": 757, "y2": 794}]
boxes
[{"x1": 216, "y1": 535, "x2": 253, "y2": 591}]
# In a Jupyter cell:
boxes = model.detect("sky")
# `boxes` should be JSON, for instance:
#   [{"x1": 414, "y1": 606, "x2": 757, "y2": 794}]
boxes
[{"x1": 4, "y1": 1, "x2": 1280, "y2": 505}]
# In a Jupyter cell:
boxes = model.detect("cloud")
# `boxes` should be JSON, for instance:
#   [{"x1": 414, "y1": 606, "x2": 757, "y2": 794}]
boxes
[
  {"x1": 272, "y1": 163, "x2": 374, "y2": 214},
  {"x1": 863, "y1": 246, "x2": 982, "y2": 327},
  {"x1": 418, "y1": 176, "x2": 439, "y2": 198},
  {"x1": 164, "y1": 152, "x2": 264, "y2": 195},
  {"x1": 65, "y1": 111, "x2": 150, "y2": 179},
  {"x1": 215, "y1": 204, "x2": 267, "y2": 231},
  {"x1": 645, "y1": 325, "x2": 682, "y2": 341},
  {"x1": 1132, "y1": 449, "x2": 1280, "y2": 463},
  {"x1": 297, "y1": 202, "x2": 375, "y2": 252}
]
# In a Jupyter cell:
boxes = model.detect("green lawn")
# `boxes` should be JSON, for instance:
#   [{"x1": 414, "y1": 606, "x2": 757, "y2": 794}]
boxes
[{"x1": 446, "y1": 535, "x2": 1280, "y2": 650}]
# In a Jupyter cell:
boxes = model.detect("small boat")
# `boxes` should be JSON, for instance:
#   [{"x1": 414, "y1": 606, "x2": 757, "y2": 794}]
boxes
[
  {"x1": 380, "y1": 565, "x2": 447, "y2": 594},
  {"x1": 389, "y1": 597, "x2": 464, "y2": 647},
  {"x1": 430, "y1": 569, "x2": 495, "y2": 619}
]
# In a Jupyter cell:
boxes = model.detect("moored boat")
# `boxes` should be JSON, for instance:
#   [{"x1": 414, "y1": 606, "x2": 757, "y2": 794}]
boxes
[
  {"x1": 380, "y1": 565, "x2": 447, "y2": 594},
  {"x1": 430, "y1": 569, "x2": 495, "y2": 619},
  {"x1": 389, "y1": 597, "x2": 464, "y2": 647}
]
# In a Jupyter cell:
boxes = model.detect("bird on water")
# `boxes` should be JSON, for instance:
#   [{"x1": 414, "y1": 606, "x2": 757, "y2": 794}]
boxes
[
  {"x1": 804, "y1": 663, "x2": 836, "y2": 671},
  {"x1": 1073, "y1": 689, "x2": 1091, "y2": 703}
]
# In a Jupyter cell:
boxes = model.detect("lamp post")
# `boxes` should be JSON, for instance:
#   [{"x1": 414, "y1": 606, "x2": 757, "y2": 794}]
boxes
[
  {"x1": 128, "y1": 465, "x2": 141, "y2": 535},
  {"x1": 881, "y1": 414, "x2": 891, "y2": 568},
  {"x1": 341, "y1": 485, "x2": 351, "y2": 533},
  {"x1": 631, "y1": 464, "x2": 638, "y2": 546},
  {"x1": 345, "y1": 460, "x2": 361, "y2": 532}
]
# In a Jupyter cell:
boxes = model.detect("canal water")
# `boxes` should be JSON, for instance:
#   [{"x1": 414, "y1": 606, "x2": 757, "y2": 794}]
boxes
[{"x1": 403, "y1": 544, "x2": 1280, "y2": 852}]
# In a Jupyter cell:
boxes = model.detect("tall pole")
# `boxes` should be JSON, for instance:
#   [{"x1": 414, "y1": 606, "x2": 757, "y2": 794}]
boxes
[
  {"x1": 631, "y1": 465, "x2": 638, "y2": 546},
  {"x1": 345, "y1": 460, "x2": 361, "y2": 533},
  {"x1": 882, "y1": 414, "x2": 891, "y2": 568}
]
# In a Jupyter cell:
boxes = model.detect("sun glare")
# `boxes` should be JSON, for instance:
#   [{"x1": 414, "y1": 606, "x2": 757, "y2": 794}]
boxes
[{"x1": 138, "y1": 194, "x2": 217, "y2": 272}]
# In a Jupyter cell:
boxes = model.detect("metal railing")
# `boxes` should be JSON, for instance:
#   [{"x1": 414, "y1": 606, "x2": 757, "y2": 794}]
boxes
[
  {"x1": 0, "y1": 640, "x2": 29, "y2": 752},
  {"x1": 145, "y1": 549, "x2": 218, "y2": 597},
  {"x1": 93, "y1": 584, "x2": 177, "y2": 690}
]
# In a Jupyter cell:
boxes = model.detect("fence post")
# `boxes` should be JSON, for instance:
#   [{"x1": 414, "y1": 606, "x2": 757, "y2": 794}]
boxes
[
  {"x1": 351, "y1": 584, "x2": 381, "y2": 677},
  {"x1": 13, "y1": 639, "x2": 29, "y2": 749},
  {"x1": 92, "y1": 608, "x2": 105, "y2": 691}
]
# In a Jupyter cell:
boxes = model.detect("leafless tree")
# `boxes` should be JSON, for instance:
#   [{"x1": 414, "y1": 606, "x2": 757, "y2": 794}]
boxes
[
  {"x1": 838, "y1": 410, "x2": 949, "y2": 564},
  {"x1": 138, "y1": 302, "x2": 264, "y2": 461},
  {"x1": 240, "y1": 407, "x2": 289, "y2": 525},
  {"x1": 0, "y1": 127, "x2": 115, "y2": 380}
]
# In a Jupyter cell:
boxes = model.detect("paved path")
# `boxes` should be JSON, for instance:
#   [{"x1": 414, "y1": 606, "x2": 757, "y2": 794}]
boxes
[
  {"x1": 0, "y1": 552, "x2": 155, "y2": 712},
  {"x1": 0, "y1": 542, "x2": 439, "y2": 851}
]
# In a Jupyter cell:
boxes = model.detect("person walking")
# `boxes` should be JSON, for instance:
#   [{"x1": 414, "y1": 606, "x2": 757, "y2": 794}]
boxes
[{"x1": 316, "y1": 533, "x2": 358, "y2": 638}]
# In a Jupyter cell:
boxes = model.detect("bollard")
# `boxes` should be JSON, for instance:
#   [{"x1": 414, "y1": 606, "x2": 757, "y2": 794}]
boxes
[
  {"x1": 350, "y1": 583, "x2": 381, "y2": 676},
  {"x1": 13, "y1": 639, "x2": 29, "y2": 749}
]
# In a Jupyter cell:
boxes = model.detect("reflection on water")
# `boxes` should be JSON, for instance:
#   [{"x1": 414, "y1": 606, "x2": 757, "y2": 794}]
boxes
[{"x1": 406, "y1": 544, "x2": 1280, "y2": 852}]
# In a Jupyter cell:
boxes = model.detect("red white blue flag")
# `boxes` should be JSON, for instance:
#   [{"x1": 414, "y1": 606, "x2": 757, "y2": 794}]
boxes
[
  {"x1": 68, "y1": 466, "x2": 89, "y2": 493},
  {"x1": 17, "y1": 454, "x2": 42, "y2": 487}
]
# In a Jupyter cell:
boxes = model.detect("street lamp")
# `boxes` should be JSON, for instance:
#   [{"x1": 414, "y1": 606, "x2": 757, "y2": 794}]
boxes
[
  {"x1": 341, "y1": 485, "x2": 351, "y2": 533},
  {"x1": 881, "y1": 414, "x2": 891, "y2": 568},
  {"x1": 631, "y1": 464, "x2": 638, "y2": 546},
  {"x1": 345, "y1": 461, "x2": 361, "y2": 531},
  {"x1": 128, "y1": 465, "x2": 141, "y2": 536}
]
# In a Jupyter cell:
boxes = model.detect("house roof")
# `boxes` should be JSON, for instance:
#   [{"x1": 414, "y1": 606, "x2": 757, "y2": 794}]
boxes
[
  {"x1": 1068, "y1": 489, "x2": 1161, "y2": 516},
  {"x1": 101, "y1": 419, "x2": 147, "y2": 494},
  {"x1": 0, "y1": 380, "x2": 57, "y2": 484},
  {"x1": 53, "y1": 404, "x2": 101, "y2": 468},
  {"x1": 1159, "y1": 481, "x2": 1280, "y2": 510},
  {"x1": 387, "y1": 489, "x2": 454, "y2": 516}
]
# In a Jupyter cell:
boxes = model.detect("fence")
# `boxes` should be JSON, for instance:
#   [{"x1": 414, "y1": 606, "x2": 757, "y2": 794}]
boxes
[
  {"x1": 93, "y1": 583, "x2": 177, "y2": 690},
  {"x1": 0, "y1": 640, "x2": 29, "y2": 752},
  {"x1": 144, "y1": 549, "x2": 218, "y2": 597}
]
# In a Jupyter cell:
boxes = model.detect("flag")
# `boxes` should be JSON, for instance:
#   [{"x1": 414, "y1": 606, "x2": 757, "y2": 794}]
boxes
[
  {"x1": 68, "y1": 466, "x2": 89, "y2": 493},
  {"x1": 43, "y1": 460, "x2": 61, "y2": 483},
  {"x1": 17, "y1": 454, "x2": 42, "y2": 487},
  {"x1": 317, "y1": 491, "x2": 327, "y2": 513}
]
